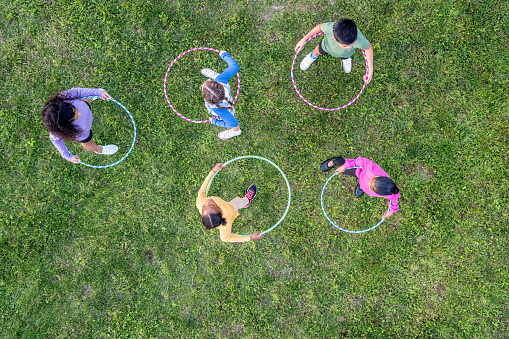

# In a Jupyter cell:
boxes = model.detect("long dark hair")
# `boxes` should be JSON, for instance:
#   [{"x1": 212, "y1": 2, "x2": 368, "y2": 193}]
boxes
[
  {"x1": 41, "y1": 92, "x2": 82, "y2": 140},
  {"x1": 201, "y1": 80, "x2": 234, "y2": 110},
  {"x1": 201, "y1": 211, "x2": 226, "y2": 230},
  {"x1": 373, "y1": 177, "x2": 399, "y2": 196}
]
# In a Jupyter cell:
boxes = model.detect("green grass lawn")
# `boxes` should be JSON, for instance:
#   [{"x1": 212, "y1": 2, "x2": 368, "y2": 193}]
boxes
[{"x1": 1, "y1": 0, "x2": 508, "y2": 337}]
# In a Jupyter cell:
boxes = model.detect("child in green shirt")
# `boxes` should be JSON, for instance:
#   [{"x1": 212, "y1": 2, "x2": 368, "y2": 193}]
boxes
[{"x1": 295, "y1": 19, "x2": 374, "y2": 84}]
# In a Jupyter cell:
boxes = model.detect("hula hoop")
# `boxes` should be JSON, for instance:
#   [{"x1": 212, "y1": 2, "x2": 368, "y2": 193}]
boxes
[
  {"x1": 164, "y1": 47, "x2": 240, "y2": 123},
  {"x1": 321, "y1": 170, "x2": 391, "y2": 233},
  {"x1": 205, "y1": 155, "x2": 291, "y2": 236},
  {"x1": 291, "y1": 32, "x2": 369, "y2": 111},
  {"x1": 67, "y1": 96, "x2": 137, "y2": 169}
]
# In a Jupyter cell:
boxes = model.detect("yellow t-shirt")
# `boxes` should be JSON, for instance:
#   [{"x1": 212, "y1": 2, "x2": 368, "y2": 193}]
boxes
[{"x1": 196, "y1": 171, "x2": 250, "y2": 242}]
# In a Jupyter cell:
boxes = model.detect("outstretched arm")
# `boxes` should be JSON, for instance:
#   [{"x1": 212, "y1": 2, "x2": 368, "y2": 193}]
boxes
[
  {"x1": 214, "y1": 51, "x2": 239, "y2": 84},
  {"x1": 197, "y1": 163, "x2": 224, "y2": 199},
  {"x1": 364, "y1": 43, "x2": 374, "y2": 84},
  {"x1": 49, "y1": 134, "x2": 78, "y2": 162},
  {"x1": 295, "y1": 23, "x2": 323, "y2": 53}
]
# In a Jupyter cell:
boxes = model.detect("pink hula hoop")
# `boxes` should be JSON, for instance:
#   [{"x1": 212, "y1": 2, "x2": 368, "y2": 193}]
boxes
[
  {"x1": 164, "y1": 47, "x2": 241, "y2": 123},
  {"x1": 291, "y1": 32, "x2": 369, "y2": 111}
]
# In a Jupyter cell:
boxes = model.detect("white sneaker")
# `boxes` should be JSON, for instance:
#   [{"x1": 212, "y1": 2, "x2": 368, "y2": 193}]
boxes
[
  {"x1": 95, "y1": 144, "x2": 119, "y2": 155},
  {"x1": 201, "y1": 68, "x2": 220, "y2": 79},
  {"x1": 218, "y1": 129, "x2": 241, "y2": 140},
  {"x1": 342, "y1": 57, "x2": 352, "y2": 73},
  {"x1": 300, "y1": 52, "x2": 318, "y2": 71}
]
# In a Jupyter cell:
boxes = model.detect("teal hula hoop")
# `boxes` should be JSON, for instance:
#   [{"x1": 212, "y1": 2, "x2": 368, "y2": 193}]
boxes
[
  {"x1": 205, "y1": 155, "x2": 291, "y2": 236},
  {"x1": 321, "y1": 170, "x2": 391, "y2": 234},
  {"x1": 67, "y1": 96, "x2": 137, "y2": 169}
]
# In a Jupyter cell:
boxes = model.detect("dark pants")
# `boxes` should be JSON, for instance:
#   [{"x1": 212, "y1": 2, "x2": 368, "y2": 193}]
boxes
[{"x1": 333, "y1": 156, "x2": 357, "y2": 177}]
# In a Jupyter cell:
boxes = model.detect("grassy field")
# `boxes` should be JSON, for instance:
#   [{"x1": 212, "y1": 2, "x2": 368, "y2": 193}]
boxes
[{"x1": 1, "y1": 0, "x2": 508, "y2": 337}]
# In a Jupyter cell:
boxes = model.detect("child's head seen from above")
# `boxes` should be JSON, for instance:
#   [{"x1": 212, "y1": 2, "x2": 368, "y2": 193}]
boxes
[
  {"x1": 201, "y1": 199, "x2": 225, "y2": 230},
  {"x1": 201, "y1": 79, "x2": 233, "y2": 108},
  {"x1": 333, "y1": 19, "x2": 358, "y2": 47},
  {"x1": 372, "y1": 176, "x2": 399, "y2": 196}
]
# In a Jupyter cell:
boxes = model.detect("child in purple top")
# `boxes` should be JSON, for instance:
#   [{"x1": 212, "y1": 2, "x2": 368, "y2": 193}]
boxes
[
  {"x1": 321, "y1": 156, "x2": 400, "y2": 218},
  {"x1": 41, "y1": 88, "x2": 118, "y2": 163}
]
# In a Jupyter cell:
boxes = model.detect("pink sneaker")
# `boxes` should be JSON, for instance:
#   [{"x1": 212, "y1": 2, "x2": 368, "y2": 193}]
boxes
[{"x1": 244, "y1": 184, "x2": 257, "y2": 207}]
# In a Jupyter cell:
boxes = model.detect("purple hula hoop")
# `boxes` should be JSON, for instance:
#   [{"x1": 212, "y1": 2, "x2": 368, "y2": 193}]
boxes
[
  {"x1": 164, "y1": 47, "x2": 240, "y2": 123},
  {"x1": 291, "y1": 32, "x2": 369, "y2": 111}
]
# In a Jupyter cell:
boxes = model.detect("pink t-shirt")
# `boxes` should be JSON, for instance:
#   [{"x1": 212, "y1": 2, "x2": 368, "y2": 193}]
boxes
[{"x1": 344, "y1": 157, "x2": 400, "y2": 212}]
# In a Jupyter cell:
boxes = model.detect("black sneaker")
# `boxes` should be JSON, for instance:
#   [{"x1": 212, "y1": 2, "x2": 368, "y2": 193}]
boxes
[
  {"x1": 320, "y1": 157, "x2": 342, "y2": 172},
  {"x1": 355, "y1": 184, "x2": 364, "y2": 197},
  {"x1": 244, "y1": 184, "x2": 257, "y2": 207}
]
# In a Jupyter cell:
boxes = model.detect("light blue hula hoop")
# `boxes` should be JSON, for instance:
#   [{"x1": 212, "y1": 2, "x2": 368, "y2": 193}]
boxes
[
  {"x1": 321, "y1": 169, "x2": 391, "y2": 234},
  {"x1": 205, "y1": 155, "x2": 291, "y2": 236},
  {"x1": 67, "y1": 96, "x2": 137, "y2": 169}
]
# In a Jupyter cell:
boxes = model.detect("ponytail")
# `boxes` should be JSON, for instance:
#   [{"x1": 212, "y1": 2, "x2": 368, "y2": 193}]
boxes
[
  {"x1": 201, "y1": 80, "x2": 234, "y2": 110},
  {"x1": 201, "y1": 211, "x2": 226, "y2": 230}
]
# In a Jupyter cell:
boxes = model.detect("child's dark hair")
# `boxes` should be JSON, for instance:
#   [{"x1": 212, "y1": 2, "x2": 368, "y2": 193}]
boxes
[
  {"x1": 333, "y1": 19, "x2": 358, "y2": 45},
  {"x1": 201, "y1": 211, "x2": 226, "y2": 230},
  {"x1": 373, "y1": 177, "x2": 399, "y2": 196},
  {"x1": 41, "y1": 92, "x2": 82, "y2": 140},
  {"x1": 202, "y1": 80, "x2": 234, "y2": 110}
]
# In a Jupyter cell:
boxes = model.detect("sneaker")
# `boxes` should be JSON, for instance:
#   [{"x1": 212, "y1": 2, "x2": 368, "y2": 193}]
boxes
[
  {"x1": 95, "y1": 144, "x2": 119, "y2": 155},
  {"x1": 300, "y1": 52, "x2": 318, "y2": 71},
  {"x1": 342, "y1": 57, "x2": 352, "y2": 73},
  {"x1": 201, "y1": 68, "x2": 220, "y2": 79},
  {"x1": 355, "y1": 184, "x2": 364, "y2": 197},
  {"x1": 244, "y1": 184, "x2": 257, "y2": 207},
  {"x1": 218, "y1": 129, "x2": 241, "y2": 140}
]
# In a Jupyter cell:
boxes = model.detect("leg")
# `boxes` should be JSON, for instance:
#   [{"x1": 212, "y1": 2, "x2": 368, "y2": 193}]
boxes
[
  {"x1": 81, "y1": 139, "x2": 102, "y2": 153},
  {"x1": 229, "y1": 197, "x2": 249, "y2": 211},
  {"x1": 313, "y1": 44, "x2": 322, "y2": 56},
  {"x1": 323, "y1": 156, "x2": 356, "y2": 176}
]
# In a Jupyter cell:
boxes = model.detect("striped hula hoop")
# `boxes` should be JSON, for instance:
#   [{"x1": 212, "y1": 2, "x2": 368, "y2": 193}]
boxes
[
  {"x1": 291, "y1": 32, "x2": 369, "y2": 111},
  {"x1": 164, "y1": 47, "x2": 240, "y2": 123},
  {"x1": 205, "y1": 155, "x2": 291, "y2": 236},
  {"x1": 321, "y1": 170, "x2": 390, "y2": 233},
  {"x1": 67, "y1": 96, "x2": 136, "y2": 169}
]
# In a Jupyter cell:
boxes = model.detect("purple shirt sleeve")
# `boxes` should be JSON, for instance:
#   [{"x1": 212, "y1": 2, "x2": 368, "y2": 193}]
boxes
[
  {"x1": 214, "y1": 52, "x2": 239, "y2": 84},
  {"x1": 49, "y1": 133, "x2": 73, "y2": 161},
  {"x1": 61, "y1": 88, "x2": 104, "y2": 99}
]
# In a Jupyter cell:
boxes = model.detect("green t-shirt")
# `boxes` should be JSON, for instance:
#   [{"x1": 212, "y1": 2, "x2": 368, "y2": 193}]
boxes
[{"x1": 320, "y1": 22, "x2": 370, "y2": 58}]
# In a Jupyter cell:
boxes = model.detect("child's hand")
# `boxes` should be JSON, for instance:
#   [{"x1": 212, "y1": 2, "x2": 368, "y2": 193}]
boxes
[
  {"x1": 335, "y1": 165, "x2": 346, "y2": 174},
  {"x1": 212, "y1": 163, "x2": 224, "y2": 172},
  {"x1": 382, "y1": 210, "x2": 394, "y2": 219},
  {"x1": 100, "y1": 91, "x2": 113, "y2": 100},
  {"x1": 365, "y1": 72, "x2": 373, "y2": 84},
  {"x1": 295, "y1": 40, "x2": 306, "y2": 53},
  {"x1": 70, "y1": 155, "x2": 81, "y2": 163},
  {"x1": 250, "y1": 231, "x2": 264, "y2": 240},
  {"x1": 219, "y1": 50, "x2": 227, "y2": 56}
]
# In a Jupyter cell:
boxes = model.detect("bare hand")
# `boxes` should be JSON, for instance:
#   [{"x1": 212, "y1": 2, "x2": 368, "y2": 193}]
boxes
[
  {"x1": 365, "y1": 72, "x2": 373, "y2": 84},
  {"x1": 335, "y1": 165, "x2": 346, "y2": 174},
  {"x1": 100, "y1": 91, "x2": 112, "y2": 100},
  {"x1": 383, "y1": 210, "x2": 394, "y2": 219},
  {"x1": 250, "y1": 231, "x2": 264, "y2": 241},
  {"x1": 219, "y1": 50, "x2": 227, "y2": 56},
  {"x1": 295, "y1": 40, "x2": 306, "y2": 53},
  {"x1": 70, "y1": 155, "x2": 80, "y2": 163},
  {"x1": 212, "y1": 163, "x2": 224, "y2": 173}
]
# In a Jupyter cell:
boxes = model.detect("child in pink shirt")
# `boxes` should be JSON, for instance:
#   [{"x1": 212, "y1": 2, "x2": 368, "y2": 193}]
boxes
[{"x1": 321, "y1": 156, "x2": 400, "y2": 218}]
